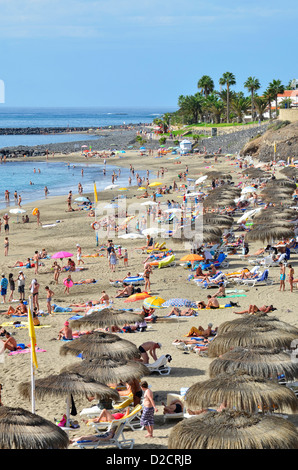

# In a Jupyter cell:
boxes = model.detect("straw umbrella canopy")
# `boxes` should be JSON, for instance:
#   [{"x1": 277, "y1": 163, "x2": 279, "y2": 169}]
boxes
[
  {"x1": 69, "y1": 308, "x2": 144, "y2": 331},
  {"x1": 61, "y1": 357, "x2": 149, "y2": 383},
  {"x1": 205, "y1": 171, "x2": 232, "y2": 180},
  {"x1": 184, "y1": 371, "x2": 298, "y2": 414},
  {"x1": 207, "y1": 325, "x2": 298, "y2": 358},
  {"x1": 19, "y1": 372, "x2": 120, "y2": 428},
  {"x1": 252, "y1": 208, "x2": 298, "y2": 222},
  {"x1": 60, "y1": 331, "x2": 141, "y2": 360},
  {"x1": 245, "y1": 224, "x2": 295, "y2": 243},
  {"x1": 266, "y1": 179, "x2": 296, "y2": 190},
  {"x1": 209, "y1": 346, "x2": 298, "y2": 382},
  {"x1": 217, "y1": 312, "x2": 298, "y2": 336},
  {"x1": 0, "y1": 406, "x2": 69, "y2": 449},
  {"x1": 168, "y1": 409, "x2": 298, "y2": 449},
  {"x1": 203, "y1": 214, "x2": 234, "y2": 227}
]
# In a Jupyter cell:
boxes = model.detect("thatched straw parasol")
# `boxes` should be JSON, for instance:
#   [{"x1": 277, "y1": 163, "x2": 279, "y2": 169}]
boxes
[
  {"x1": 266, "y1": 179, "x2": 296, "y2": 190},
  {"x1": 209, "y1": 346, "x2": 298, "y2": 382},
  {"x1": 168, "y1": 409, "x2": 298, "y2": 449},
  {"x1": 252, "y1": 208, "x2": 298, "y2": 222},
  {"x1": 184, "y1": 371, "x2": 298, "y2": 414},
  {"x1": 60, "y1": 331, "x2": 140, "y2": 360},
  {"x1": 245, "y1": 224, "x2": 295, "y2": 243},
  {"x1": 205, "y1": 171, "x2": 232, "y2": 180},
  {"x1": 0, "y1": 406, "x2": 69, "y2": 449},
  {"x1": 69, "y1": 308, "x2": 144, "y2": 330},
  {"x1": 19, "y1": 372, "x2": 120, "y2": 428},
  {"x1": 207, "y1": 325, "x2": 298, "y2": 357},
  {"x1": 217, "y1": 312, "x2": 298, "y2": 336},
  {"x1": 61, "y1": 357, "x2": 149, "y2": 384},
  {"x1": 203, "y1": 214, "x2": 234, "y2": 227}
]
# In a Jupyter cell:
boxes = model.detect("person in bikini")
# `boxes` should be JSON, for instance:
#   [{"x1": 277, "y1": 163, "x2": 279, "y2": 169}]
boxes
[{"x1": 1, "y1": 331, "x2": 17, "y2": 352}]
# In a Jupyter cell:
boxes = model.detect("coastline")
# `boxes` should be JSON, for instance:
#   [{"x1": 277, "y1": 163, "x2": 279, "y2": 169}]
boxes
[{"x1": 0, "y1": 143, "x2": 297, "y2": 451}]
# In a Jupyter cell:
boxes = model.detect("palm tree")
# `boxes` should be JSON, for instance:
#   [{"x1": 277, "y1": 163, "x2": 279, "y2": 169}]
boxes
[
  {"x1": 178, "y1": 93, "x2": 204, "y2": 124},
  {"x1": 267, "y1": 79, "x2": 285, "y2": 118},
  {"x1": 203, "y1": 93, "x2": 225, "y2": 124},
  {"x1": 230, "y1": 92, "x2": 250, "y2": 123},
  {"x1": 244, "y1": 76, "x2": 261, "y2": 121},
  {"x1": 197, "y1": 75, "x2": 214, "y2": 97},
  {"x1": 219, "y1": 72, "x2": 236, "y2": 123},
  {"x1": 254, "y1": 95, "x2": 268, "y2": 121},
  {"x1": 263, "y1": 89, "x2": 275, "y2": 120}
]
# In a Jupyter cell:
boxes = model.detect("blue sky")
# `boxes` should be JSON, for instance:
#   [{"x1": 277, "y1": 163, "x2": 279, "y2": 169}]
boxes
[{"x1": 1, "y1": 0, "x2": 297, "y2": 109}]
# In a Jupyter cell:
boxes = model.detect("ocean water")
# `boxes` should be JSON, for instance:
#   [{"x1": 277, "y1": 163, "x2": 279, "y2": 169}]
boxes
[
  {"x1": 0, "y1": 106, "x2": 176, "y2": 148},
  {"x1": 0, "y1": 133, "x2": 103, "y2": 149},
  {"x1": 0, "y1": 106, "x2": 173, "y2": 129},
  {"x1": 0, "y1": 160, "x2": 148, "y2": 210}
]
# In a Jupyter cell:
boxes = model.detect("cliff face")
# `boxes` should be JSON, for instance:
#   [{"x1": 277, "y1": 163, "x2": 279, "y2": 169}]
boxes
[{"x1": 240, "y1": 120, "x2": 298, "y2": 161}]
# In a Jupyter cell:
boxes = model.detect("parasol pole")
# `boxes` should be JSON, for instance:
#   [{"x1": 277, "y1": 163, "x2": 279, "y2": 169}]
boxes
[
  {"x1": 28, "y1": 295, "x2": 36, "y2": 414},
  {"x1": 94, "y1": 181, "x2": 99, "y2": 247}
]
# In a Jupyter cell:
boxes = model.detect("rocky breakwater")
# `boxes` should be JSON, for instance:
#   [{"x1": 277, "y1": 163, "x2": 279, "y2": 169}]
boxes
[
  {"x1": 240, "y1": 120, "x2": 298, "y2": 162},
  {"x1": 0, "y1": 128, "x2": 146, "y2": 158},
  {"x1": 0, "y1": 127, "x2": 90, "y2": 135}
]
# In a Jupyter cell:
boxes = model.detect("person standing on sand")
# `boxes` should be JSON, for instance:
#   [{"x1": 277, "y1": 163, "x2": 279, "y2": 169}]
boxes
[
  {"x1": 288, "y1": 264, "x2": 294, "y2": 292},
  {"x1": 76, "y1": 244, "x2": 84, "y2": 265},
  {"x1": 52, "y1": 261, "x2": 61, "y2": 284},
  {"x1": 4, "y1": 238, "x2": 9, "y2": 257},
  {"x1": 18, "y1": 194, "x2": 22, "y2": 207},
  {"x1": 33, "y1": 251, "x2": 39, "y2": 274},
  {"x1": 30, "y1": 279, "x2": 40, "y2": 311},
  {"x1": 17, "y1": 272, "x2": 25, "y2": 301},
  {"x1": 45, "y1": 286, "x2": 54, "y2": 315},
  {"x1": 36, "y1": 208, "x2": 41, "y2": 226},
  {"x1": 279, "y1": 263, "x2": 286, "y2": 292},
  {"x1": 0, "y1": 274, "x2": 8, "y2": 304},
  {"x1": 140, "y1": 381, "x2": 158, "y2": 438},
  {"x1": 3, "y1": 214, "x2": 10, "y2": 234}
]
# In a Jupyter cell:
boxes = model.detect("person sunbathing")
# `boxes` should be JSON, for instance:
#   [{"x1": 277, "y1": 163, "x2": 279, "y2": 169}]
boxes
[
  {"x1": 185, "y1": 323, "x2": 214, "y2": 338},
  {"x1": 234, "y1": 304, "x2": 275, "y2": 315},
  {"x1": 84, "y1": 407, "x2": 130, "y2": 424},
  {"x1": 137, "y1": 191, "x2": 149, "y2": 199},
  {"x1": 110, "y1": 272, "x2": 132, "y2": 284},
  {"x1": 194, "y1": 265, "x2": 209, "y2": 279},
  {"x1": 1, "y1": 331, "x2": 17, "y2": 352},
  {"x1": 173, "y1": 337, "x2": 210, "y2": 345},
  {"x1": 14, "y1": 300, "x2": 28, "y2": 316},
  {"x1": 196, "y1": 295, "x2": 219, "y2": 309},
  {"x1": 166, "y1": 307, "x2": 195, "y2": 317},
  {"x1": 115, "y1": 284, "x2": 133, "y2": 298},
  {"x1": 99, "y1": 291, "x2": 109, "y2": 305},
  {"x1": 70, "y1": 427, "x2": 116, "y2": 445},
  {"x1": 213, "y1": 283, "x2": 226, "y2": 297},
  {"x1": 162, "y1": 399, "x2": 183, "y2": 415},
  {"x1": 74, "y1": 279, "x2": 96, "y2": 285}
]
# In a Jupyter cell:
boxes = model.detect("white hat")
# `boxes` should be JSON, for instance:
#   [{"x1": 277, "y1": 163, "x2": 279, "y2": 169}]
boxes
[
  {"x1": 76, "y1": 244, "x2": 80, "y2": 247},
  {"x1": 157, "y1": 342, "x2": 162, "y2": 348}
]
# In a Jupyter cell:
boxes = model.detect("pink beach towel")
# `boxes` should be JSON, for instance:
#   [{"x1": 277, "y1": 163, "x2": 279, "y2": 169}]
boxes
[{"x1": 9, "y1": 347, "x2": 47, "y2": 356}]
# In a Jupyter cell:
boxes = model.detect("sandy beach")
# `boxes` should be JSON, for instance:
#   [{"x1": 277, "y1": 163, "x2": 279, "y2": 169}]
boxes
[{"x1": 0, "y1": 142, "x2": 298, "y2": 450}]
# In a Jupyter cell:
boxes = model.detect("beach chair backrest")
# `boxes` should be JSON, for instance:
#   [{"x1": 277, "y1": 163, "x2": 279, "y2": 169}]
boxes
[
  {"x1": 149, "y1": 355, "x2": 167, "y2": 368},
  {"x1": 125, "y1": 404, "x2": 143, "y2": 420},
  {"x1": 111, "y1": 420, "x2": 127, "y2": 441},
  {"x1": 217, "y1": 253, "x2": 226, "y2": 264}
]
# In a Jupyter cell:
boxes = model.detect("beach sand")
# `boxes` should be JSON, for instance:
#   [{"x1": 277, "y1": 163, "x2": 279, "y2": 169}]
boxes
[{"x1": 0, "y1": 145, "x2": 297, "y2": 449}]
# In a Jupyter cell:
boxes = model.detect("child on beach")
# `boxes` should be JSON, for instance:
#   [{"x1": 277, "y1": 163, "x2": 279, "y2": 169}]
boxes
[
  {"x1": 45, "y1": 286, "x2": 54, "y2": 315},
  {"x1": 123, "y1": 249, "x2": 128, "y2": 267},
  {"x1": 64, "y1": 275, "x2": 73, "y2": 294},
  {"x1": 140, "y1": 381, "x2": 158, "y2": 438}
]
